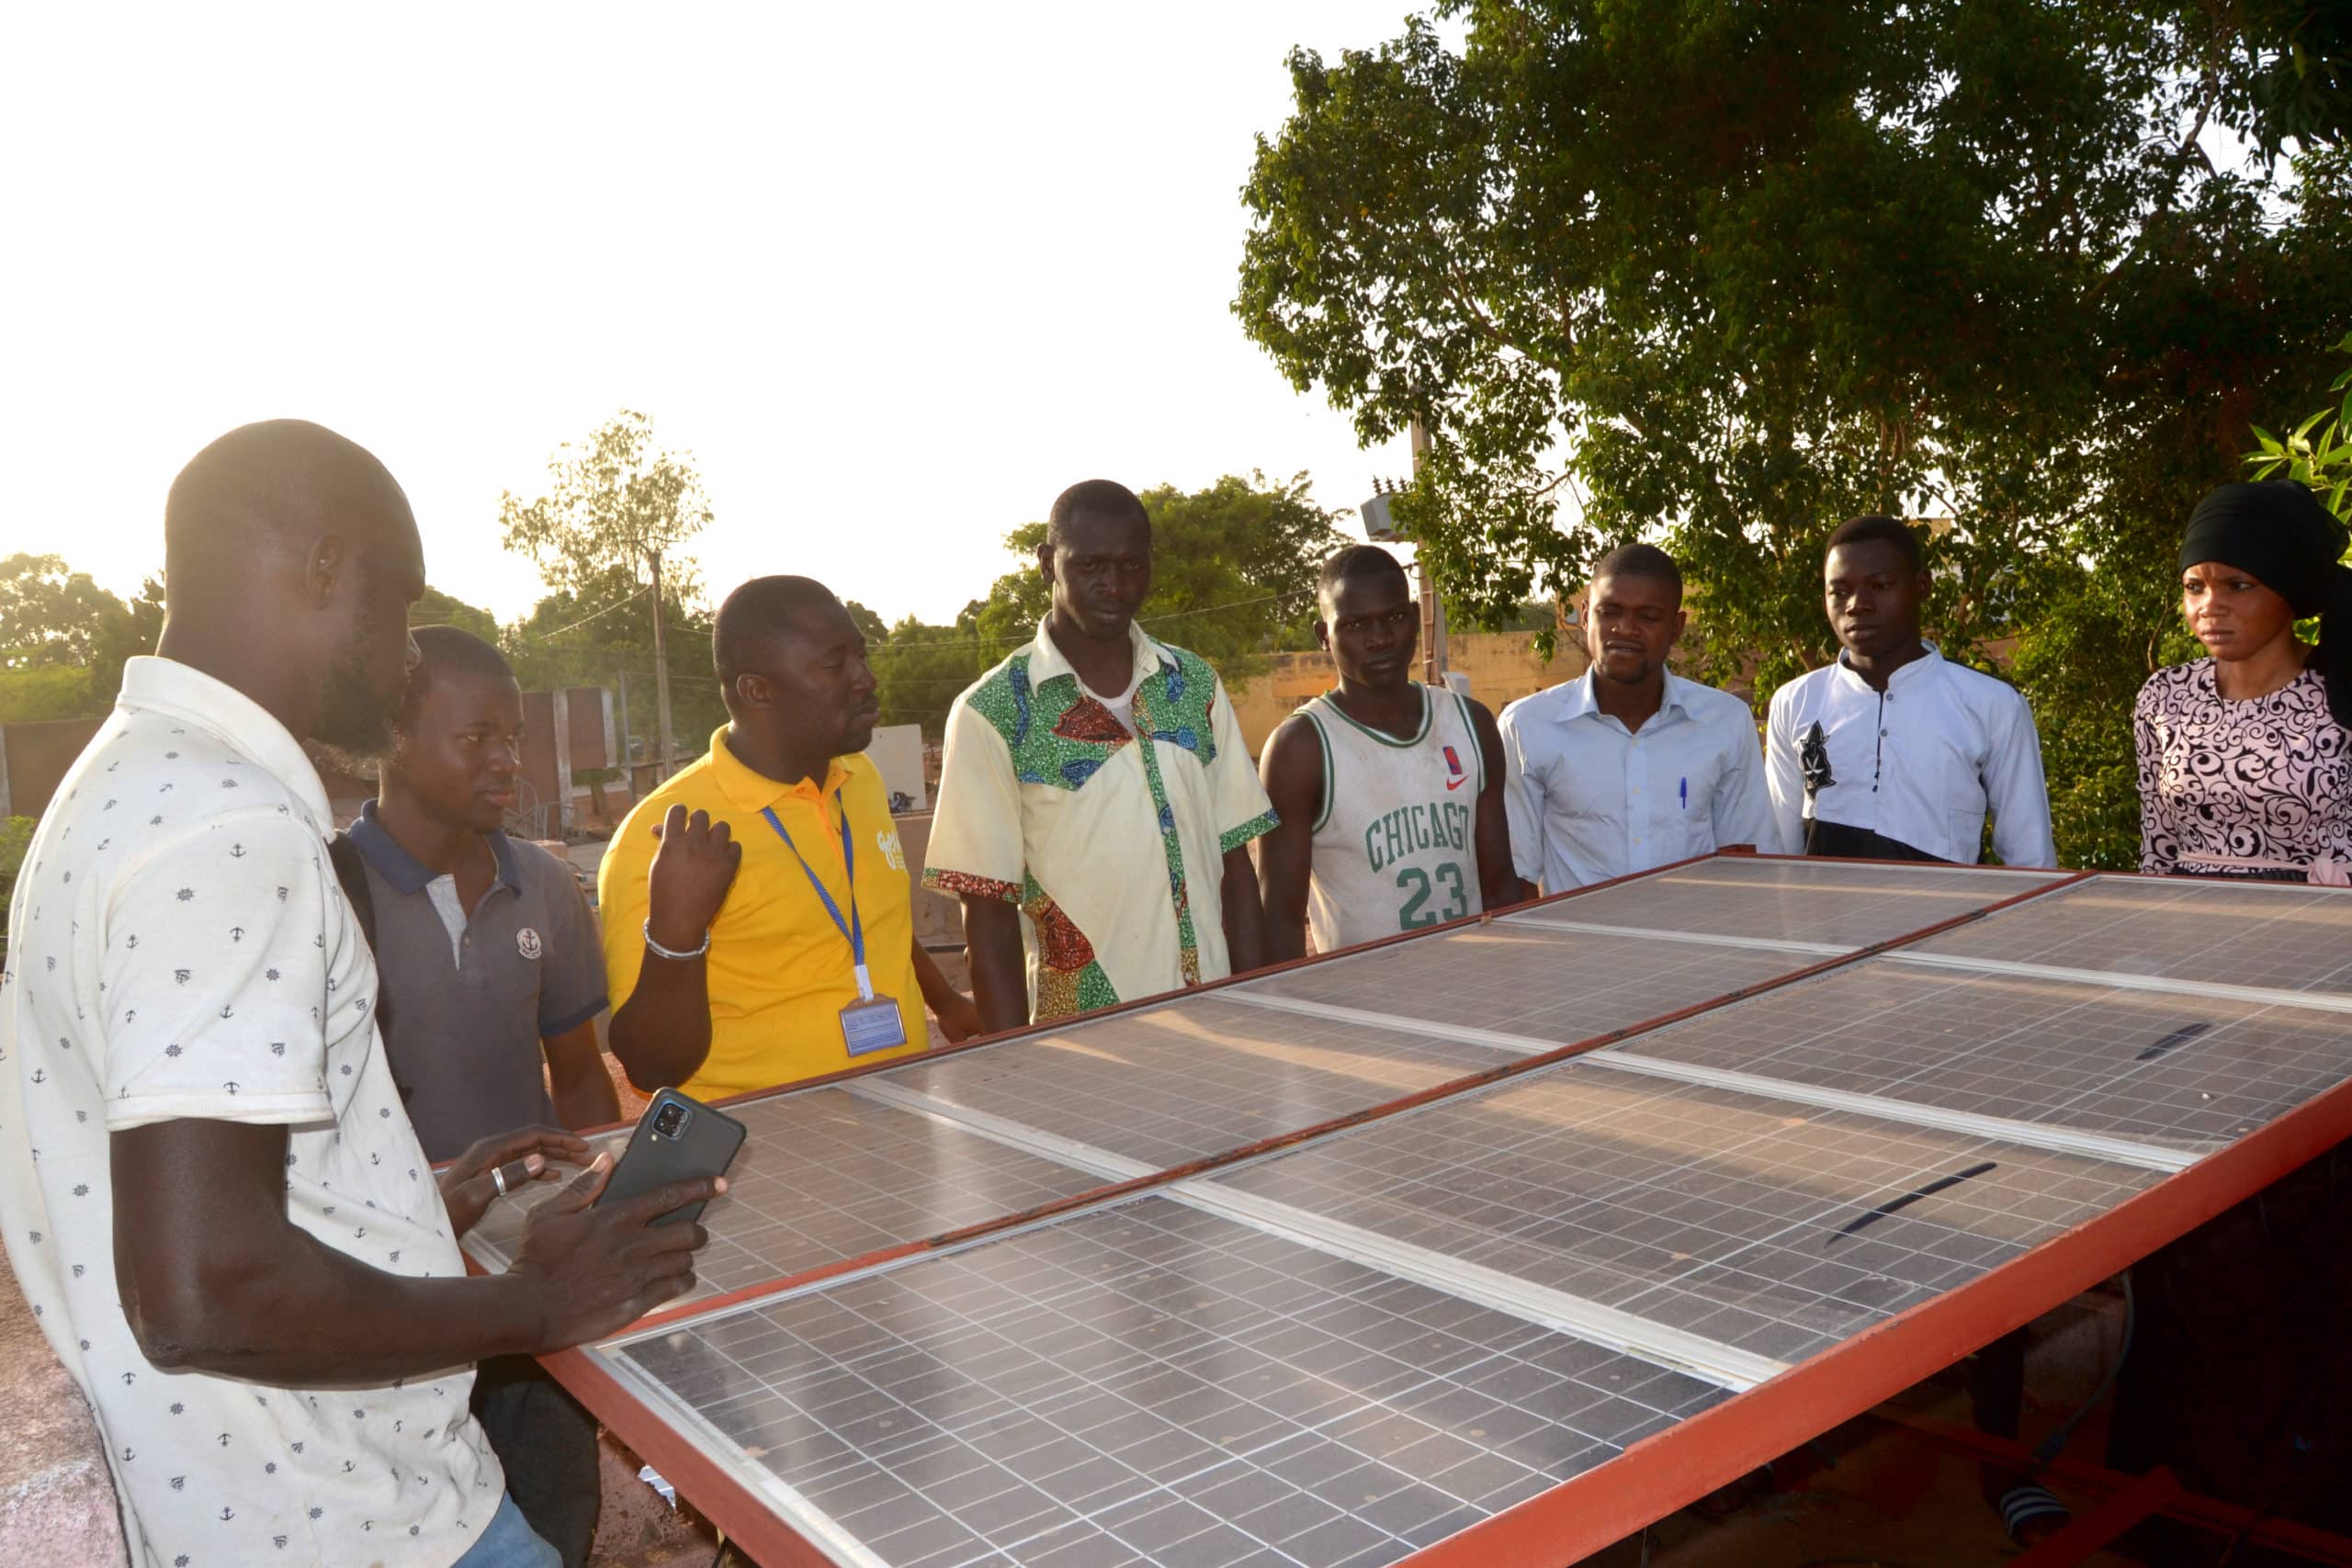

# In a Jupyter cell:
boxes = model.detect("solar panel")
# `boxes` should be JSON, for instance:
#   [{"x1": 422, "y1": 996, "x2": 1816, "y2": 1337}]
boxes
[
  {"x1": 1203, "y1": 1064, "x2": 2161, "y2": 1366},
  {"x1": 480, "y1": 855, "x2": 2352, "y2": 1566},
  {"x1": 1501, "y1": 856, "x2": 2064, "y2": 953},
  {"x1": 1234, "y1": 922, "x2": 1802, "y2": 1048},
  {"x1": 601, "y1": 1196, "x2": 1726, "y2": 1568},
  {"x1": 464, "y1": 1086, "x2": 1111, "y2": 1299},
  {"x1": 1601, "y1": 956, "x2": 2352, "y2": 1151},
  {"x1": 865, "y1": 995, "x2": 1525, "y2": 1174},
  {"x1": 1903, "y1": 873, "x2": 2352, "y2": 1001}
]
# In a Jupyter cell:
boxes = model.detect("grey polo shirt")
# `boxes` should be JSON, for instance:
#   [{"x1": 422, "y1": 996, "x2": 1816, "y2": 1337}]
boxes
[{"x1": 346, "y1": 802, "x2": 607, "y2": 1162}]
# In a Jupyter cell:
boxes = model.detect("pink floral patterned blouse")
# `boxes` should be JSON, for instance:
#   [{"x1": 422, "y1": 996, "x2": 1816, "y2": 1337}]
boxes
[{"x1": 2134, "y1": 659, "x2": 2352, "y2": 880}]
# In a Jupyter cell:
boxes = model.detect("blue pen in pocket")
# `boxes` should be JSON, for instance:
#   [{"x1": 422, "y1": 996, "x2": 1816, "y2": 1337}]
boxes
[{"x1": 1679, "y1": 776, "x2": 1688, "y2": 811}]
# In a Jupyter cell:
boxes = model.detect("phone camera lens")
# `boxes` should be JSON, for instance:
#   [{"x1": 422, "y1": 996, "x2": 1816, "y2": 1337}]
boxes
[{"x1": 653, "y1": 1103, "x2": 688, "y2": 1138}]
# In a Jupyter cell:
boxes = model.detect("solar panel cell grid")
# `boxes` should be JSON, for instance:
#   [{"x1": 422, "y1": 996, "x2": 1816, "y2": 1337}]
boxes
[
  {"x1": 876, "y1": 997, "x2": 1524, "y2": 1172},
  {"x1": 612, "y1": 1197, "x2": 1726, "y2": 1568},
  {"x1": 1238, "y1": 923, "x2": 1800, "y2": 1045},
  {"x1": 1910, "y1": 874, "x2": 2352, "y2": 995},
  {"x1": 1206, "y1": 1067, "x2": 2160, "y2": 1364},
  {"x1": 1502, "y1": 857, "x2": 2063, "y2": 949},
  {"x1": 1609, "y1": 959, "x2": 2352, "y2": 1149},
  {"x1": 463, "y1": 1087, "x2": 1110, "y2": 1299}
]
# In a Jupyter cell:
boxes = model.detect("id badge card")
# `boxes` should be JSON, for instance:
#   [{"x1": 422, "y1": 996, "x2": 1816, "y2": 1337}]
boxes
[{"x1": 840, "y1": 996, "x2": 910, "y2": 1056}]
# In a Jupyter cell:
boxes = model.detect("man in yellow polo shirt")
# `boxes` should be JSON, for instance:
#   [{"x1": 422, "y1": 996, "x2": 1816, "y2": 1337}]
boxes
[{"x1": 599, "y1": 576, "x2": 978, "y2": 1100}]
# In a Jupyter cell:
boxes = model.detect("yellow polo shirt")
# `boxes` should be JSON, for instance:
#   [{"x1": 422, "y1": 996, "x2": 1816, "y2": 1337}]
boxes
[{"x1": 599, "y1": 727, "x2": 926, "y2": 1100}]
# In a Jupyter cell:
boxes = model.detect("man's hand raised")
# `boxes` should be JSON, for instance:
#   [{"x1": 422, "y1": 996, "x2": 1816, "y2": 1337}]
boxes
[
  {"x1": 505, "y1": 1152, "x2": 725, "y2": 1349},
  {"x1": 647, "y1": 806, "x2": 741, "y2": 954}
]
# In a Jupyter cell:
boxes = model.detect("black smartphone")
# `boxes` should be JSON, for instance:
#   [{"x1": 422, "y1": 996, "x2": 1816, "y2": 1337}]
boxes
[{"x1": 594, "y1": 1089, "x2": 746, "y2": 1227}]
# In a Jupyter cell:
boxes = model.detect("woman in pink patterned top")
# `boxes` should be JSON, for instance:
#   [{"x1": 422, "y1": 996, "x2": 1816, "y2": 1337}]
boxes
[
  {"x1": 2116, "y1": 480, "x2": 2352, "y2": 1546},
  {"x1": 2135, "y1": 481, "x2": 2352, "y2": 883}
]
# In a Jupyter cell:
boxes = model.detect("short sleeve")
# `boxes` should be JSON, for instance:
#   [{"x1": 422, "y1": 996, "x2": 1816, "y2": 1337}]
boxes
[
  {"x1": 530, "y1": 846, "x2": 608, "y2": 1036},
  {"x1": 1209, "y1": 677, "x2": 1279, "y2": 854},
  {"x1": 597, "y1": 799, "x2": 658, "y2": 1017},
  {"x1": 99, "y1": 815, "x2": 336, "y2": 1131},
  {"x1": 922, "y1": 693, "x2": 1027, "y2": 902}
]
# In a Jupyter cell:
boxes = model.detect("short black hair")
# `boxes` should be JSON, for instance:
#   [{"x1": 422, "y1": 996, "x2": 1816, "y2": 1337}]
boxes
[
  {"x1": 713, "y1": 575, "x2": 843, "y2": 687},
  {"x1": 1826, "y1": 514, "x2": 1924, "y2": 572},
  {"x1": 1046, "y1": 479, "x2": 1150, "y2": 548},
  {"x1": 1318, "y1": 544, "x2": 1409, "y2": 601},
  {"x1": 1589, "y1": 542, "x2": 1684, "y2": 599},
  {"x1": 398, "y1": 626, "x2": 515, "y2": 726}
]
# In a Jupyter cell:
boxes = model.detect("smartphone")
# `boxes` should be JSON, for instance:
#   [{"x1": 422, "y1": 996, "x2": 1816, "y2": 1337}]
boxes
[{"x1": 594, "y1": 1089, "x2": 746, "y2": 1227}]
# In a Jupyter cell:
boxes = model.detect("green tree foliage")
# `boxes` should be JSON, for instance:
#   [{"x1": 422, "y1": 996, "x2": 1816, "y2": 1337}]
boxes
[
  {"x1": 2221, "y1": 3, "x2": 2352, "y2": 163},
  {"x1": 412, "y1": 585, "x2": 501, "y2": 644},
  {"x1": 3, "y1": 554, "x2": 133, "y2": 669},
  {"x1": 498, "y1": 411, "x2": 714, "y2": 595},
  {"x1": 2248, "y1": 331, "x2": 2352, "y2": 517},
  {"x1": 0, "y1": 556, "x2": 164, "y2": 719},
  {"x1": 1236, "y1": 1, "x2": 2352, "y2": 866},
  {"x1": 498, "y1": 411, "x2": 717, "y2": 766},
  {"x1": 871, "y1": 608, "x2": 989, "y2": 739}
]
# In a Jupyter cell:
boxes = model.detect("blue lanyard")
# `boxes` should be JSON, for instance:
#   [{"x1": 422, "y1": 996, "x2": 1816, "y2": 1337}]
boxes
[{"x1": 761, "y1": 795, "x2": 872, "y2": 1000}]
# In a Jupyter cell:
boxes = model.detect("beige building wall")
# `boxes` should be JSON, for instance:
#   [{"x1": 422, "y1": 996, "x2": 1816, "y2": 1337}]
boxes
[{"x1": 1227, "y1": 631, "x2": 1589, "y2": 755}]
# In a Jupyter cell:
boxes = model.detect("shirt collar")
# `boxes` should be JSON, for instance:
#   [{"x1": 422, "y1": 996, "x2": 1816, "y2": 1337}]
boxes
[
  {"x1": 1835, "y1": 641, "x2": 1945, "y2": 693},
  {"x1": 1027, "y1": 617, "x2": 1164, "y2": 693},
  {"x1": 706, "y1": 724, "x2": 852, "y2": 816},
  {"x1": 117, "y1": 656, "x2": 334, "y2": 829},
  {"x1": 1555, "y1": 669, "x2": 1695, "y2": 725},
  {"x1": 347, "y1": 800, "x2": 521, "y2": 897}
]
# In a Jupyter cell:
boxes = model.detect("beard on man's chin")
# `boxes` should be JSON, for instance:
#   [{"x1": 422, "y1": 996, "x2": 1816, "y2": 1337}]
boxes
[{"x1": 311, "y1": 651, "x2": 402, "y2": 769}]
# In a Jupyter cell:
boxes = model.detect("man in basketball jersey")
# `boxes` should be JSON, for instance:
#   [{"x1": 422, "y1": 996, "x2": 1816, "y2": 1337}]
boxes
[{"x1": 1257, "y1": 546, "x2": 1527, "y2": 958}]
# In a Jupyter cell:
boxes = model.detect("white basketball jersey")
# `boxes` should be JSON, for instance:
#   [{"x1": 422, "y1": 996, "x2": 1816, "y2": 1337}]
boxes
[{"x1": 1299, "y1": 684, "x2": 1485, "y2": 953}]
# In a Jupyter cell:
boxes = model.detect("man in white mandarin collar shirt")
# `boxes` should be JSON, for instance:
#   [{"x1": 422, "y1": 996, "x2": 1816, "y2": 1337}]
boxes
[
  {"x1": 1500, "y1": 545, "x2": 1771, "y2": 893},
  {"x1": 1764, "y1": 515, "x2": 2055, "y2": 868}
]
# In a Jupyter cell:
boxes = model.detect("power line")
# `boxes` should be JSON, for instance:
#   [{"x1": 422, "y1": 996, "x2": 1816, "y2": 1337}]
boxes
[{"x1": 518, "y1": 585, "x2": 649, "y2": 640}]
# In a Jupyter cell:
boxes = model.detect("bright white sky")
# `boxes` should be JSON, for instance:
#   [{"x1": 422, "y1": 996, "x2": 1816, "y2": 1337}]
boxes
[{"x1": 0, "y1": 3, "x2": 1431, "y2": 628}]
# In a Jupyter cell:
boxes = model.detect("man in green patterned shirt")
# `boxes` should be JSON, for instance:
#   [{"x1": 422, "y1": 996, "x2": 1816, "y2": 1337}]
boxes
[{"x1": 925, "y1": 479, "x2": 1277, "y2": 1029}]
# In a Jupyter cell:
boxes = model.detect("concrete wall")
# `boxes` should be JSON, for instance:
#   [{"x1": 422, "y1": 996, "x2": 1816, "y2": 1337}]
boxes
[
  {"x1": 0, "y1": 716, "x2": 106, "y2": 820},
  {"x1": 1227, "y1": 630, "x2": 1588, "y2": 753}
]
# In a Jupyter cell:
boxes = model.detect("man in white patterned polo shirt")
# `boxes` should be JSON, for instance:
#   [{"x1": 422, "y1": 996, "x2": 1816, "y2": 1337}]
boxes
[{"x1": 0, "y1": 421, "x2": 721, "y2": 1568}]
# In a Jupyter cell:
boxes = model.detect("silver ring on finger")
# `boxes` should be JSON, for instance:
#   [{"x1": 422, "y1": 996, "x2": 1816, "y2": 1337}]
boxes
[{"x1": 492, "y1": 1163, "x2": 510, "y2": 1198}]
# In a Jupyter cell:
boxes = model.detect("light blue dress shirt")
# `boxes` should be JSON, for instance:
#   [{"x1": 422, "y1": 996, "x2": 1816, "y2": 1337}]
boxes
[{"x1": 1498, "y1": 670, "x2": 1772, "y2": 891}]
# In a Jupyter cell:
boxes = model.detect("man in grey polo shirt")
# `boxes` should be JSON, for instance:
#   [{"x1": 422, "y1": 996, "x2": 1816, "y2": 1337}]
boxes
[{"x1": 344, "y1": 626, "x2": 618, "y2": 1566}]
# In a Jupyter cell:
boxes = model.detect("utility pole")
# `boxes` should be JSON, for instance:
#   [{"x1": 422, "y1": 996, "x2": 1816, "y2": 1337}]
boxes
[
  {"x1": 615, "y1": 669, "x2": 633, "y2": 783},
  {"x1": 647, "y1": 548, "x2": 676, "y2": 775},
  {"x1": 1409, "y1": 414, "x2": 1449, "y2": 686}
]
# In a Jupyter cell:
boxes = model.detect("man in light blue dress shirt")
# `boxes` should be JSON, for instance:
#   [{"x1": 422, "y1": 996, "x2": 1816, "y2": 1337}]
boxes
[{"x1": 1499, "y1": 545, "x2": 1771, "y2": 892}]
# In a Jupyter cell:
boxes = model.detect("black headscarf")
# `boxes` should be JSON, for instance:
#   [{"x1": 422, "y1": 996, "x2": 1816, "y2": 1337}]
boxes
[{"x1": 2180, "y1": 480, "x2": 2352, "y2": 727}]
